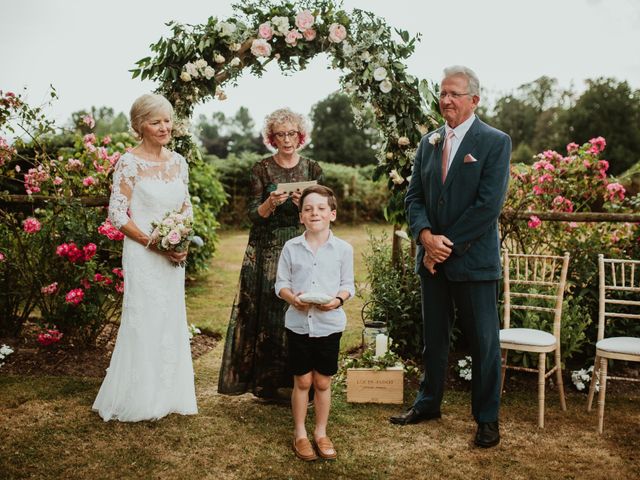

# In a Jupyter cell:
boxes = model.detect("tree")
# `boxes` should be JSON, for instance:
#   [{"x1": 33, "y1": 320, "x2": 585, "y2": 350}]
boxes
[
  {"x1": 309, "y1": 92, "x2": 381, "y2": 166},
  {"x1": 70, "y1": 107, "x2": 128, "y2": 136},
  {"x1": 196, "y1": 108, "x2": 266, "y2": 158},
  {"x1": 563, "y1": 78, "x2": 640, "y2": 176}
]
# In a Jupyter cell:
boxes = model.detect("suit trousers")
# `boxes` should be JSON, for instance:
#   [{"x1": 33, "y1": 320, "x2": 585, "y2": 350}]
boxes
[{"x1": 412, "y1": 269, "x2": 501, "y2": 423}]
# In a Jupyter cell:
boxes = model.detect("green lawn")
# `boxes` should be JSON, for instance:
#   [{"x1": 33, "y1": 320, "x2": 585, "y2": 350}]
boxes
[{"x1": 1, "y1": 224, "x2": 639, "y2": 479}]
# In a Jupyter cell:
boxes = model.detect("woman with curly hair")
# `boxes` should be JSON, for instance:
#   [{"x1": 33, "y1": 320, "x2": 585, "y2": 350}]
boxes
[{"x1": 218, "y1": 108, "x2": 323, "y2": 402}]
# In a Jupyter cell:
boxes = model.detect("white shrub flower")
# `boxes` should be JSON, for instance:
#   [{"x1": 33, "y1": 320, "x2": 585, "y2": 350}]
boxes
[
  {"x1": 216, "y1": 21, "x2": 237, "y2": 37},
  {"x1": 271, "y1": 16, "x2": 290, "y2": 35},
  {"x1": 203, "y1": 66, "x2": 215, "y2": 80},
  {"x1": 373, "y1": 66, "x2": 387, "y2": 81},
  {"x1": 379, "y1": 79, "x2": 392, "y2": 93},
  {"x1": 229, "y1": 57, "x2": 241, "y2": 67}
]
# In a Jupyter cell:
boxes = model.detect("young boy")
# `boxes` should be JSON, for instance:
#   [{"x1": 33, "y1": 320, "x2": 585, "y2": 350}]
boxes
[{"x1": 275, "y1": 185, "x2": 355, "y2": 461}]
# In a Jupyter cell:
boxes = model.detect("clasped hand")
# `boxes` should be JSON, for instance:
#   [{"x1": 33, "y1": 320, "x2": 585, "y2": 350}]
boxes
[
  {"x1": 148, "y1": 242, "x2": 188, "y2": 264},
  {"x1": 420, "y1": 229, "x2": 453, "y2": 275}
]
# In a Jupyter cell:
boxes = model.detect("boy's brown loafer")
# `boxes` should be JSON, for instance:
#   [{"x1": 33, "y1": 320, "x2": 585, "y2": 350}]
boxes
[
  {"x1": 293, "y1": 437, "x2": 317, "y2": 461},
  {"x1": 313, "y1": 436, "x2": 337, "y2": 460}
]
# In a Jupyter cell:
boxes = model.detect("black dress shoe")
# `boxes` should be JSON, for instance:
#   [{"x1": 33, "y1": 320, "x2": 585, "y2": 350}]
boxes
[
  {"x1": 389, "y1": 407, "x2": 441, "y2": 425},
  {"x1": 474, "y1": 421, "x2": 500, "y2": 448}
]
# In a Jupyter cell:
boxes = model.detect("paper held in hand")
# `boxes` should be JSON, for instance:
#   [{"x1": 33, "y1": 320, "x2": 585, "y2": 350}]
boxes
[{"x1": 276, "y1": 180, "x2": 317, "y2": 195}]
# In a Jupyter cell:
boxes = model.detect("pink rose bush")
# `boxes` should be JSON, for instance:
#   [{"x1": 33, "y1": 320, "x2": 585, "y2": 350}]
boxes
[{"x1": 65, "y1": 288, "x2": 85, "y2": 305}]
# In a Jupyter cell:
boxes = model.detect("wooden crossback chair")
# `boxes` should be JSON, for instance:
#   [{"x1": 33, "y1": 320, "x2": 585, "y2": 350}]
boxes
[
  {"x1": 499, "y1": 251, "x2": 570, "y2": 428},
  {"x1": 586, "y1": 255, "x2": 640, "y2": 434}
]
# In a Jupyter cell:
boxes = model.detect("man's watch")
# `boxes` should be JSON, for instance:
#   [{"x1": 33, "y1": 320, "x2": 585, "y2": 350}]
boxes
[{"x1": 335, "y1": 296, "x2": 344, "y2": 308}]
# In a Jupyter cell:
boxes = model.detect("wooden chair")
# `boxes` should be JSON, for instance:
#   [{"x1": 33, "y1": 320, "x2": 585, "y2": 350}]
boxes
[
  {"x1": 586, "y1": 255, "x2": 640, "y2": 434},
  {"x1": 500, "y1": 251, "x2": 570, "y2": 428}
]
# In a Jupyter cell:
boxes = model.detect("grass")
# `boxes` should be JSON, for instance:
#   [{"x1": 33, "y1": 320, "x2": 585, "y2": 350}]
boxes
[{"x1": 1, "y1": 223, "x2": 639, "y2": 479}]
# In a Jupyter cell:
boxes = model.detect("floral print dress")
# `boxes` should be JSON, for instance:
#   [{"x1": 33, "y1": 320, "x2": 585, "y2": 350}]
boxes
[{"x1": 218, "y1": 155, "x2": 323, "y2": 398}]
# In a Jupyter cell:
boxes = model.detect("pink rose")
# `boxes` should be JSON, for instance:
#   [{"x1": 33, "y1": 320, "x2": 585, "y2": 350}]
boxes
[
  {"x1": 250, "y1": 39, "x2": 272, "y2": 57},
  {"x1": 53, "y1": 176, "x2": 63, "y2": 185},
  {"x1": 167, "y1": 229, "x2": 182, "y2": 245},
  {"x1": 258, "y1": 22, "x2": 273, "y2": 40},
  {"x1": 41, "y1": 282, "x2": 59, "y2": 295},
  {"x1": 65, "y1": 288, "x2": 85, "y2": 305},
  {"x1": 285, "y1": 29, "x2": 302, "y2": 45},
  {"x1": 22, "y1": 217, "x2": 41, "y2": 234},
  {"x1": 328, "y1": 23, "x2": 347, "y2": 43},
  {"x1": 83, "y1": 176, "x2": 95, "y2": 187},
  {"x1": 102, "y1": 135, "x2": 111, "y2": 145},
  {"x1": 112, "y1": 267, "x2": 124, "y2": 279},
  {"x1": 37, "y1": 329, "x2": 63, "y2": 346},
  {"x1": 527, "y1": 215, "x2": 542, "y2": 229},
  {"x1": 606, "y1": 182, "x2": 625, "y2": 202},
  {"x1": 0, "y1": 251, "x2": 5, "y2": 262},
  {"x1": 115, "y1": 281, "x2": 124, "y2": 294},
  {"x1": 589, "y1": 136, "x2": 606, "y2": 154},
  {"x1": 566, "y1": 142, "x2": 579, "y2": 153},
  {"x1": 83, "y1": 243, "x2": 97, "y2": 260},
  {"x1": 82, "y1": 115, "x2": 95, "y2": 129},
  {"x1": 295, "y1": 10, "x2": 315, "y2": 31},
  {"x1": 83, "y1": 133, "x2": 96, "y2": 145},
  {"x1": 303, "y1": 28, "x2": 317, "y2": 41}
]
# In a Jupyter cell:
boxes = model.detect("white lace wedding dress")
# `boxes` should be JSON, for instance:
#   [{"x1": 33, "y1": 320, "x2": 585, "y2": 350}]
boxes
[{"x1": 92, "y1": 151, "x2": 198, "y2": 422}]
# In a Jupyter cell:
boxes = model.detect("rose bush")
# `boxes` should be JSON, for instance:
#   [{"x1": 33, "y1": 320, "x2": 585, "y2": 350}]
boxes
[{"x1": 501, "y1": 137, "x2": 640, "y2": 361}]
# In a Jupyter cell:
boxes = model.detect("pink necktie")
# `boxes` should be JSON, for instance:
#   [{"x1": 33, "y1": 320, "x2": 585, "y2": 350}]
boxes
[{"x1": 441, "y1": 130, "x2": 455, "y2": 183}]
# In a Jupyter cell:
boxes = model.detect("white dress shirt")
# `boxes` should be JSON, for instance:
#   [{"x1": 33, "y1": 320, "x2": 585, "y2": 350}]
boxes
[
  {"x1": 275, "y1": 231, "x2": 355, "y2": 337},
  {"x1": 444, "y1": 114, "x2": 477, "y2": 170}
]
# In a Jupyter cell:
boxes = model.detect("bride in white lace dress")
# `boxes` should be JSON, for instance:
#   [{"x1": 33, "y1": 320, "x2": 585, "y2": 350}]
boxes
[{"x1": 93, "y1": 94, "x2": 197, "y2": 421}]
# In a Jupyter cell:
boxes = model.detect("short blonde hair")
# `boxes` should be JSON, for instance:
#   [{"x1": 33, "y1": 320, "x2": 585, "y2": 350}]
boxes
[
  {"x1": 261, "y1": 107, "x2": 311, "y2": 150},
  {"x1": 129, "y1": 93, "x2": 174, "y2": 137}
]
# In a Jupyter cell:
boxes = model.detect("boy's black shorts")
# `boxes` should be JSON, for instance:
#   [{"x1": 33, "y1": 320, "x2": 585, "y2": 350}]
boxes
[{"x1": 286, "y1": 329, "x2": 342, "y2": 377}]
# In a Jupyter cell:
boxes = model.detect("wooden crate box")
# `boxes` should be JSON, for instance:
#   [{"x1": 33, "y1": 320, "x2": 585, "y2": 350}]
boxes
[{"x1": 346, "y1": 366, "x2": 403, "y2": 404}]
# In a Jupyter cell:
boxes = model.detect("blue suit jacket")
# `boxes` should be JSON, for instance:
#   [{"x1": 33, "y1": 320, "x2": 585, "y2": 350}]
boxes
[{"x1": 405, "y1": 117, "x2": 511, "y2": 281}]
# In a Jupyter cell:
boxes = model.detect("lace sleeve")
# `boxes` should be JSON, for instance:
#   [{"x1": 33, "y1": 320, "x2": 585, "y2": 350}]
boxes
[
  {"x1": 179, "y1": 155, "x2": 193, "y2": 220},
  {"x1": 108, "y1": 154, "x2": 137, "y2": 229}
]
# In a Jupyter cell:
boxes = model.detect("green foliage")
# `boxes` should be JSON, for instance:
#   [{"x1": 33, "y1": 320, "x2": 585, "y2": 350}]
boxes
[
  {"x1": 309, "y1": 92, "x2": 380, "y2": 166},
  {"x1": 207, "y1": 152, "x2": 389, "y2": 226},
  {"x1": 187, "y1": 159, "x2": 226, "y2": 273},
  {"x1": 195, "y1": 108, "x2": 268, "y2": 158},
  {"x1": 361, "y1": 231, "x2": 422, "y2": 360}
]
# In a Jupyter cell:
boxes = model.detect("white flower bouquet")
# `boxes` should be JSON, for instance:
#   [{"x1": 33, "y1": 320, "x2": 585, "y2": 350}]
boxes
[{"x1": 149, "y1": 210, "x2": 194, "y2": 267}]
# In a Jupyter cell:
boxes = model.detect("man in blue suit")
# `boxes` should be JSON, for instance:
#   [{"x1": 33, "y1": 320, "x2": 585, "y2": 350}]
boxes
[{"x1": 390, "y1": 66, "x2": 511, "y2": 448}]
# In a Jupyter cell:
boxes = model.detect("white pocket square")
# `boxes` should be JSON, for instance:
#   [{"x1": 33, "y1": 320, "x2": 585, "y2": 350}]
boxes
[{"x1": 464, "y1": 154, "x2": 478, "y2": 163}]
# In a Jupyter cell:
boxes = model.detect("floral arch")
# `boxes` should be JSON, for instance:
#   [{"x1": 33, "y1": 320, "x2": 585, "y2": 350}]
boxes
[{"x1": 132, "y1": 0, "x2": 441, "y2": 223}]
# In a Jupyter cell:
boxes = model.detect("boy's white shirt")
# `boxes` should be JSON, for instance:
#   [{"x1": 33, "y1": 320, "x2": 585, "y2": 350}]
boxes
[{"x1": 275, "y1": 230, "x2": 355, "y2": 337}]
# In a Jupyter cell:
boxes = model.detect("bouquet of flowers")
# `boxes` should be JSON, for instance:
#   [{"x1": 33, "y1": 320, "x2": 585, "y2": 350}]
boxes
[{"x1": 149, "y1": 210, "x2": 194, "y2": 267}]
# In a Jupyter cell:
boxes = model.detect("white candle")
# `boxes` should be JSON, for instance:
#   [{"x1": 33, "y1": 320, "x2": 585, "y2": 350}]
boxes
[{"x1": 375, "y1": 333, "x2": 388, "y2": 357}]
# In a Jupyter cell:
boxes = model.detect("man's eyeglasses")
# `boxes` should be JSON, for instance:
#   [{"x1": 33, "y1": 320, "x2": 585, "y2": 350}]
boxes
[
  {"x1": 273, "y1": 130, "x2": 299, "y2": 140},
  {"x1": 439, "y1": 92, "x2": 472, "y2": 100}
]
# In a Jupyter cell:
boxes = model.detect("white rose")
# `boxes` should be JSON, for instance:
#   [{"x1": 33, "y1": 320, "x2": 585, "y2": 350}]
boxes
[
  {"x1": 373, "y1": 66, "x2": 387, "y2": 81},
  {"x1": 386, "y1": 152, "x2": 394, "y2": 160},
  {"x1": 184, "y1": 62, "x2": 198, "y2": 78},
  {"x1": 180, "y1": 72, "x2": 192, "y2": 82},
  {"x1": 379, "y1": 79, "x2": 392, "y2": 93},
  {"x1": 342, "y1": 41, "x2": 355, "y2": 56},
  {"x1": 229, "y1": 57, "x2": 241, "y2": 67},
  {"x1": 271, "y1": 16, "x2": 290, "y2": 35},
  {"x1": 428, "y1": 132, "x2": 442, "y2": 145},
  {"x1": 229, "y1": 43, "x2": 241, "y2": 51},
  {"x1": 360, "y1": 51, "x2": 372, "y2": 63},
  {"x1": 214, "y1": 54, "x2": 226, "y2": 63},
  {"x1": 203, "y1": 66, "x2": 215, "y2": 80},
  {"x1": 194, "y1": 59, "x2": 208, "y2": 69},
  {"x1": 217, "y1": 21, "x2": 236, "y2": 37}
]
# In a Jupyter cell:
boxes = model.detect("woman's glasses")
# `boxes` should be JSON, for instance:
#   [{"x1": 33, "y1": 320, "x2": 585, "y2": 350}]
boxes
[{"x1": 273, "y1": 130, "x2": 299, "y2": 140}]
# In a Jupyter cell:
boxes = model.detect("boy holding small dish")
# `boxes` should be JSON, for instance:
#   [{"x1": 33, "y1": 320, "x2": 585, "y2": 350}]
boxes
[{"x1": 275, "y1": 185, "x2": 355, "y2": 461}]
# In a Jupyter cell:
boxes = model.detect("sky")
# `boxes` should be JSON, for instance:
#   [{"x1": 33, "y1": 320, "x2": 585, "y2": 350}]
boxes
[{"x1": 2, "y1": 0, "x2": 640, "y2": 130}]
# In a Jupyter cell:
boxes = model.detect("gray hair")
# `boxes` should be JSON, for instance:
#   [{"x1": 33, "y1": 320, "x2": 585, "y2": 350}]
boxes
[
  {"x1": 129, "y1": 93, "x2": 174, "y2": 137},
  {"x1": 261, "y1": 107, "x2": 311, "y2": 150},
  {"x1": 443, "y1": 65, "x2": 480, "y2": 96}
]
